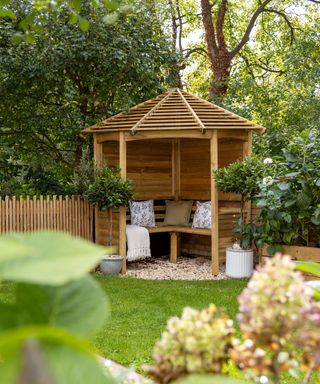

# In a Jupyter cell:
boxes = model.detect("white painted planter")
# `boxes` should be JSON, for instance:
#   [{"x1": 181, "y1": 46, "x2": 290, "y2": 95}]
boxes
[{"x1": 226, "y1": 247, "x2": 253, "y2": 278}]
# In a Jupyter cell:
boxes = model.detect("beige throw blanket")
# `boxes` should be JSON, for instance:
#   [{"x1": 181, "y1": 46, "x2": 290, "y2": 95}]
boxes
[{"x1": 126, "y1": 225, "x2": 151, "y2": 262}]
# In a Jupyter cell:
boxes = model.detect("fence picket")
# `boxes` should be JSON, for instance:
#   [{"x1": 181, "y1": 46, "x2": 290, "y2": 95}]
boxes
[{"x1": 0, "y1": 195, "x2": 93, "y2": 241}]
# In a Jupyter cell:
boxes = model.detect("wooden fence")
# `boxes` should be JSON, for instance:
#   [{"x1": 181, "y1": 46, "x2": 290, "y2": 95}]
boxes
[{"x1": 0, "y1": 195, "x2": 94, "y2": 241}]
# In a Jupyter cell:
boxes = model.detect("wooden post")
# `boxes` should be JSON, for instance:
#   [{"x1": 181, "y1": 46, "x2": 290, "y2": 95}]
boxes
[
  {"x1": 210, "y1": 130, "x2": 219, "y2": 275},
  {"x1": 172, "y1": 139, "x2": 180, "y2": 200},
  {"x1": 119, "y1": 132, "x2": 127, "y2": 273},
  {"x1": 170, "y1": 232, "x2": 178, "y2": 263},
  {"x1": 243, "y1": 131, "x2": 253, "y2": 223},
  {"x1": 93, "y1": 135, "x2": 103, "y2": 166},
  {"x1": 93, "y1": 135, "x2": 103, "y2": 244}
]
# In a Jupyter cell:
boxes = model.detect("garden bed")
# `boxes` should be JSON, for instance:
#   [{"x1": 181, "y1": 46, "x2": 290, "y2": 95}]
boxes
[{"x1": 261, "y1": 245, "x2": 320, "y2": 262}]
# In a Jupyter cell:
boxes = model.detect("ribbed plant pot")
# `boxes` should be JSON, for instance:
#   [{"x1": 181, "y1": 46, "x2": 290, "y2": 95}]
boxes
[
  {"x1": 100, "y1": 256, "x2": 123, "y2": 276},
  {"x1": 226, "y1": 247, "x2": 253, "y2": 278}
]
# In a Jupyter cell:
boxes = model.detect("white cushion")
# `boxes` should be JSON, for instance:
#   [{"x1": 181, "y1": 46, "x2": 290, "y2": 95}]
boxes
[
  {"x1": 192, "y1": 201, "x2": 211, "y2": 229},
  {"x1": 129, "y1": 200, "x2": 155, "y2": 227}
]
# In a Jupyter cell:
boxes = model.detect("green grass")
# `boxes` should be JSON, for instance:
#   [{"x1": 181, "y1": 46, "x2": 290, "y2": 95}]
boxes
[
  {"x1": 94, "y1": 276, "x2": 247, "y2": 368},
  {"x1": 0, "y1": 276, "x2": 317, "y2": 383}
]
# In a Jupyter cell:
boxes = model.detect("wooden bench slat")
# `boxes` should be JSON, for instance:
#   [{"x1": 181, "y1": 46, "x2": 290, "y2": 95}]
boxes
[{"x1": 147, "y1": 225, "x2": 211, "y2": 236}]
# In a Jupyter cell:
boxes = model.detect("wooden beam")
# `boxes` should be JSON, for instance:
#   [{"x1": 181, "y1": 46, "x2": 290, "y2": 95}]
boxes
[
  {"x1": 210, "y1": 130, "x2": 219, "y2": 275},
  {"x1": 218, "y1": 129, "x2": 248, "y2": 141},
  {"x1": 119, "y1": 132, "x2": 127, "y2": 273},
  {"x1": 124, "y1": 130, "x2": 212, "y2": 141},
  {"x1": 177, "y1": 88, "x2": 206, "y2": 133},
  {"x1": 172, "y1": 139, "x2": 181, "y2": 200},
  {"x1": 96, "y1": 132, "x2": 120, "y2": 143}
]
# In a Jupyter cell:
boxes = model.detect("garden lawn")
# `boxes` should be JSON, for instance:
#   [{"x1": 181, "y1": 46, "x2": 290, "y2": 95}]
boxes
[{"x1": 94, "y1": 276, "x2": 247, "y2": 369}]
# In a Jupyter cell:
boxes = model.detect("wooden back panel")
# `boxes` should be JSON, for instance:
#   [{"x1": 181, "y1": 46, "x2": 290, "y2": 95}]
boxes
[
  {"x1": 102, "y1": 140, "x2": 173, "y2": 200},
  {"x1": 179, "y1": 138, "x2": 244, "y2": 201}
]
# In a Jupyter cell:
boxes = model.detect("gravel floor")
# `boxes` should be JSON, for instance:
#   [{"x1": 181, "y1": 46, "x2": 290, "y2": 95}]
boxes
[{"x1": 124, "y1": 256, "x2": 227, "y2": 280}]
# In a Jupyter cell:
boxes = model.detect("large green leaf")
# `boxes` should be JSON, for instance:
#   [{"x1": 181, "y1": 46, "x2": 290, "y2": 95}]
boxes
[
  {"x1": 10, "y1": 276, "x2": 108, "y2": 337},
  {"x1": 296, "y1": 261, "x2": 320, "y2": 277},
  {"x1": 305, "y1": 280, "x2": 320, "y2": 300},
  {"x1": 0, "y1": 326, "x2": 113, "y2": 384},
  {"x1": 175, "y1": 375, "x2": 253, "y2": 384},
  {"x1": 0, "y1": 232, "x2": 110, "y2": 285}
]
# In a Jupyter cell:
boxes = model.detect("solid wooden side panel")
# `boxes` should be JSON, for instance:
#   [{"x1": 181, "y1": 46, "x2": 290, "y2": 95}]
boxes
[
  {"x1": 180, "y1": 139, "x2": 211, "y2": 200},
  {"x1": 102, "y1": 139, "x2": 173, "y2": 200},
  {"x1": 127, "y1": 140, "x2": 173, "y2": 200},
  {"x1": 181, "y1": 210, "x2": 242, "y2": 263}
]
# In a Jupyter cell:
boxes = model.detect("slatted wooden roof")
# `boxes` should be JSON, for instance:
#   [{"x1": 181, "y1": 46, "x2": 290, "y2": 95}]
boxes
[{"x1": 83, "y1": 88, "x2": 266, "y2": 135}]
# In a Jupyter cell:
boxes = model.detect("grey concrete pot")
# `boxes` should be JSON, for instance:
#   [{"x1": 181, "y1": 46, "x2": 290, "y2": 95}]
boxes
[{"x1": 100, "y1": 256, "x2": 123, "y2": 276}]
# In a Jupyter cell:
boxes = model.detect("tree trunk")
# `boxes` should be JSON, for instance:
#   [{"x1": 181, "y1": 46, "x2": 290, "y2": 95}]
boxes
[
  {"x1": 210, "y1": 53, "x2": 232, "y2": 98},
  {"x1": 201, "y1": 0, "x2": 232, "y2": 98},
  {"x1": 168, "y1": 0, "x2": 184, "y2": 89},
  {"x1": 200, "y1": 0, "x2": 275, "y2": 98}
]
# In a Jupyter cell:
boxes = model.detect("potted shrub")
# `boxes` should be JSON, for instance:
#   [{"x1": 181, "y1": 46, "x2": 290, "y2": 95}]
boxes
[
  {"x1": 85, "y1": 165, "x2": 134, "y2": 275},
  {"x1": 255, "y1": 130, "x2": 320, "y2": 262},
  {"x1": 214, "y1": 156, "x2": 264, "y2": 278}
]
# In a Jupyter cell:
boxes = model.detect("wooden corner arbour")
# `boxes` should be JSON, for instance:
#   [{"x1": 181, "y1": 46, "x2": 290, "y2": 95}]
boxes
[{"x1": 84, "y1": 88, "x2": 265, "y2": 275}]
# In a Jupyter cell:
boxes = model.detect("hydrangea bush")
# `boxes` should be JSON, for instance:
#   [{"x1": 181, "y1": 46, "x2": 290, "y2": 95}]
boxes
[
  {"x1": 145, "y1": 305, "x2": 235, "y2": 383},
  {"x1": 233, "y1": 255, "x2": 314, "y2": 383},
  {"x1": 147, "y1": 256, "x2": 320, "y2": 384}
]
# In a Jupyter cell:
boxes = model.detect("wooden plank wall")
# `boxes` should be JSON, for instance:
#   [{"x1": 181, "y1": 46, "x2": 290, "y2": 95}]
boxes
[
  {"x1": 179, "y1": 138, "x2": 243, "y2": 201},
  {"x1": 100, "y1": 137, "x2": 246, "y2": 261},
  {"x1": 181, "y1": 210, "x2": 243, "y2": 263},
  {"x1": 103, "y1": 140, "x2": 173, "y2": 200},
  {"x1": 180, "y1": 139, "x2": 210, "y2": 200},
  {"x1": 0, "y1": 195, "x2": 93, "y2": 241}
]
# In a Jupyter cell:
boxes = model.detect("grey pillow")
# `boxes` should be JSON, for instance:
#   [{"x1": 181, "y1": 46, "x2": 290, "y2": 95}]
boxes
[
  {"x1": 163, "y1": 200, "x2": 193, "y2": 226},
  {"x1": 192, "y1": 201, "x2": 211, "y2": 229},
  {"x1": 129, "y1": 200, "x2": 155, "y2": 227}
]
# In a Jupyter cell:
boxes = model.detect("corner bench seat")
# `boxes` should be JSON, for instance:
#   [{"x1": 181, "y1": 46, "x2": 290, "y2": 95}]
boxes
[
  {"x1": 147, "y1": 224, "x2": 211, "y2": 263},
  {"x1": 126, "y1": 202, "x2": 212, "y2": 263},
  {"x1": 126, "y1": 202, "x2": 241, "y2": 263}
]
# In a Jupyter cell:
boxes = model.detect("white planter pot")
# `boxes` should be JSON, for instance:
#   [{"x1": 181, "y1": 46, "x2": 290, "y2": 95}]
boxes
[{"x1": 226, "y1": 247, "x2": 253, "y2": 278}]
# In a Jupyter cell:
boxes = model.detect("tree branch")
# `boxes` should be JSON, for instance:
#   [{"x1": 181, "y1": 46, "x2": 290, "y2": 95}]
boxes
[
  {"x1": 263, "y1": 8, "x2": 295, "y2": 44},
  {"x1": 183, "y1": 47, "x2": 208, "y2": 58},
  {"x1": 308, "y1": 0, "x2": 320, "y2": 4},
  {"x1": 230, "y1": 0, "x2": 273, "y2": 58},
  {"x1": 216, "y1": 0, "x2": 227, "y2": 49},
  {"x1": 256, "y1": 59, "x2": 286, "y2": 75}
]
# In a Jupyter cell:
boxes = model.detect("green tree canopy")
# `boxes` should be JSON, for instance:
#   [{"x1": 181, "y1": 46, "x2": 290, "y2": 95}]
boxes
[{"x1": 0, "y1": 0, "x2": 176, "y2": 193}]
